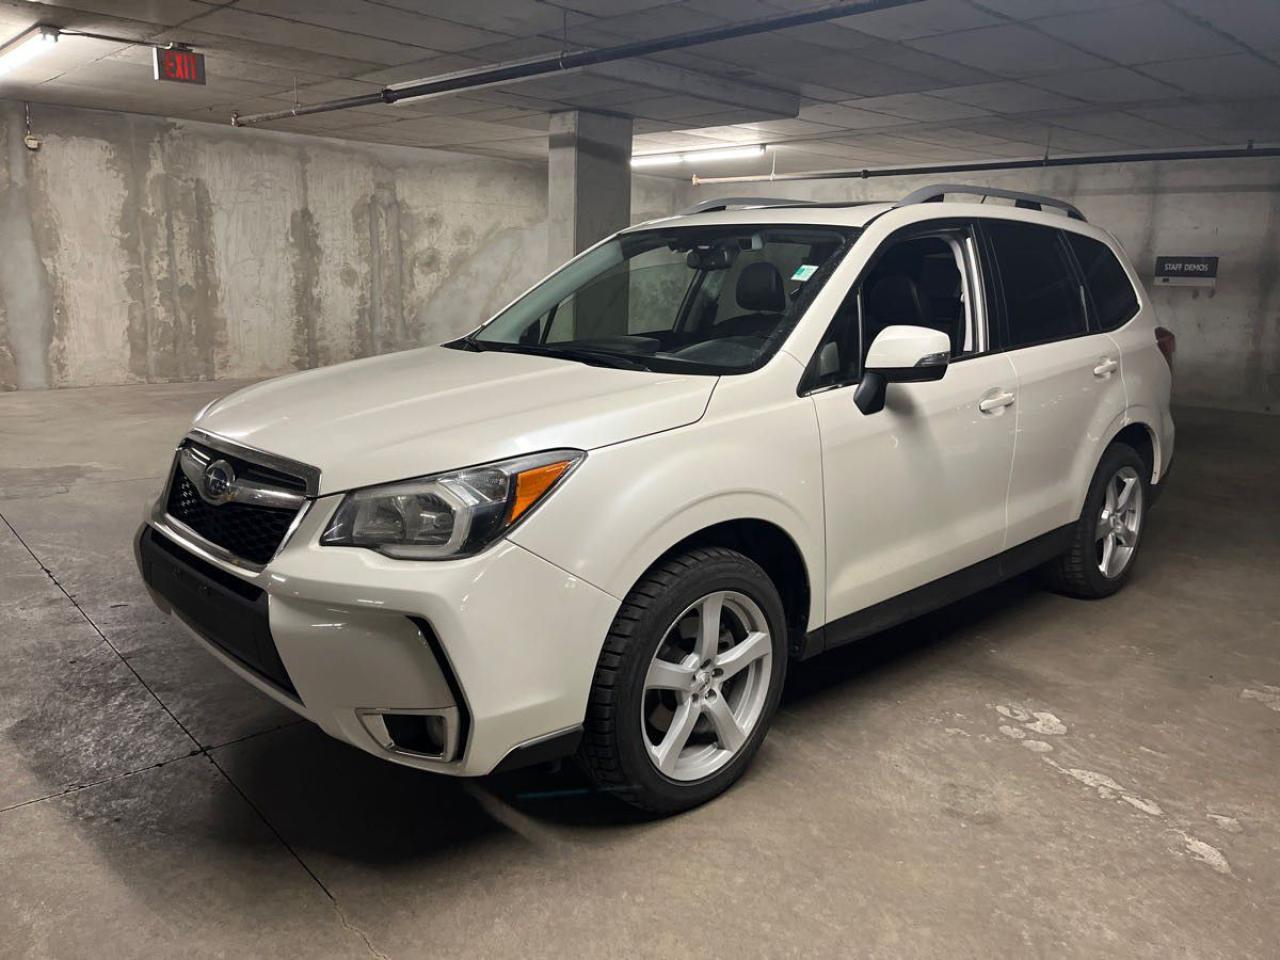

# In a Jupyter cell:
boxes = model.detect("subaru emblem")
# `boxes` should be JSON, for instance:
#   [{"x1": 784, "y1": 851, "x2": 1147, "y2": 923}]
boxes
[{"x1": 201, "y1": 459, "x2": 237, "y2": 505}]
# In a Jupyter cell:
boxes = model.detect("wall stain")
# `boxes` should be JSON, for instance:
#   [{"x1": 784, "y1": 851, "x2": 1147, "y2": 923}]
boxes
[
  {"x1": 187, "y1": 178, "x2": 225, "y2": 380},
  {"x1": 0, "y1": 102, "x2": 57, "y2": 389},
  {"x1": 155, "y1": 165, "x2": 224, "y2": 382},
  {"x1": 422, "y1": 221, "x2": 547, "y2": 341},
  {"x1": 289, "y1": 152, "x2": 322, "y2": 370},
  {"x1": 2, "y1": 104, "x2": 555, "y2": 392},
  {"x1": 150, "y1": 165, "x2": 183, "y2": 380},
  {"x1": 351, "y1": 194, "x2": 375, "y2": 357},
  {"x1": 113, "y1": 115, "x2": 164, "y2": 382},
  {"x1": 138, "y1": 123, "x2": 225, "y2": 383},
  {"x1": 360, "y1": 182, "x2": 406, "y2": 354},
  {"x1": 289, "y1": 206, "x2": 322, "y2": 369}
]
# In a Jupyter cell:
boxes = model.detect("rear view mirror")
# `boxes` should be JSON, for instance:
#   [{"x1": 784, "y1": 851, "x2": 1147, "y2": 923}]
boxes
[
  {"x1": 686, "y1": 245, "x2": 738, "y2": 271},
  {"x1": 854, "y1": 325, "x2": 951, "y2": 415}
]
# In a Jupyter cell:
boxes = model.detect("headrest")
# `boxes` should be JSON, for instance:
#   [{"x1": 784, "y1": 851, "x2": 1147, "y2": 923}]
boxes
[
  {"x1": 919, "y1": 257, "x2": 960, "y2": 296},
  {"x1": 867, "y1": 274, "x2": 933, "y2": 328},
  {"x1": 735, "y1": 262, "x2": 786, "y2": 313}
]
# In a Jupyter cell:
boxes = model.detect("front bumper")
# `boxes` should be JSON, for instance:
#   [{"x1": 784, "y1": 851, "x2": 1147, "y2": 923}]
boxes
[{"x1": 136, "y1": 496, "x2": 620, "y2": 776}]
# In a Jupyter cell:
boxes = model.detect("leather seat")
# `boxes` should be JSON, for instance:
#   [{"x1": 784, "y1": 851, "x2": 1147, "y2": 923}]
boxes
[
  {"x1": 864, "y1": 273, "x2": 934, "y2": 348},
  {"x1": 918, "y1": 258, "x2": 966, "y2": 355},
  {"x1": 711, "y1": 262, "x2": 788, "y2": 339}
]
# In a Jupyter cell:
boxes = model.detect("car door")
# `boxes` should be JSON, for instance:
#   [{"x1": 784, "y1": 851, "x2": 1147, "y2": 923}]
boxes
[
  {"x1": 980, "y1": 218, "x2": 1128, "y2": 548},
  {"x1": 807, "y1": 221, "x2": 1017, "y2": 633}
]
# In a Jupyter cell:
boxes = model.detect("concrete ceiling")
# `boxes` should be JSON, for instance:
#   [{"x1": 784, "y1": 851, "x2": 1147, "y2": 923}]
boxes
[{"x1": 0, "y1": 0, "x2": 1278, "y2": 178}]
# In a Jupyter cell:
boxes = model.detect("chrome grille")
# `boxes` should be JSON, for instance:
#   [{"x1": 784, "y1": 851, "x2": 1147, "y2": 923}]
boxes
[{"x1": 164, "y1": 441, "x2": 307, "y2": 566}]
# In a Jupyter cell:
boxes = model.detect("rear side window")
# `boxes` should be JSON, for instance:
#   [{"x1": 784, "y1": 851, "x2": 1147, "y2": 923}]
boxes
[
  {"x1": 985, "y1": 220, "x2": 1087, "y2": 348},
  {"x1": 1066, "y1": 233, "x2": 1140, "y2": 331}
]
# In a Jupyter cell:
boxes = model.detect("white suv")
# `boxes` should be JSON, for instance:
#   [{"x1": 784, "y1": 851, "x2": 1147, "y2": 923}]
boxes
[{"x1": 136, "y1": 184, "x2": 1175, "y2": 813}]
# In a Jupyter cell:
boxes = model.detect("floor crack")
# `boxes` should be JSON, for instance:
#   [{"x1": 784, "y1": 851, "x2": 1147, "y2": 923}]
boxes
[
  {"x1": 0, "y1": 509, "x2": 203, "y2": 752},
  {"x1": 204, "y1": 753, "x2": 392, "y2": 960},
  {"x1": 2, "y1": 510, "x2": 389, "y2": 956}
]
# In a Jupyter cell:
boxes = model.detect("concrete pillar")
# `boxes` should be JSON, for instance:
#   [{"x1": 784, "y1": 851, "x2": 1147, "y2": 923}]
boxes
[{"x1": 547, "y1": 110, "x2": 633, "y2": 269}]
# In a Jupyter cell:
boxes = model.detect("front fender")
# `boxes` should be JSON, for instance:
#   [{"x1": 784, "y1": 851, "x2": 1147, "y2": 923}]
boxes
[{"x1": 509, "y1": 384, "x2": 826, "y2": 631}]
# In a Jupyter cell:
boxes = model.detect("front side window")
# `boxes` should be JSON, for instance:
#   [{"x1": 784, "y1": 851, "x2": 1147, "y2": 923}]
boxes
[
  {"x1": 806, "y1": 224, "x2": 986, "y2": 392},
  {"x1": 460, "y1": 225, "x2": 856, "y2": 374},
  {"x1": 1066, "y1": 232, "x2": 1140, "y2": 331},
  {"x1": 986, "y1": 220, "x2": 1087, "y2": 349},
  {"x1": 859, "y1": 233, "x2": 981, "y2": 362}
]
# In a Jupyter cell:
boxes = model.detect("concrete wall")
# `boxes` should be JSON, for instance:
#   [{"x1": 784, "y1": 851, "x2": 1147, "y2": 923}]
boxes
[
  {"x1": 0, "y1": 100, "x2": 689, "y2": 392},
  {"x1": 690, "y1": 160, "x2": 1280, "y2": 414}
]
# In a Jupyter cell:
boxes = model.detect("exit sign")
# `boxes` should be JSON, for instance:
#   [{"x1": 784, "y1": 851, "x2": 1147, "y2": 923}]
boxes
[{"x1": 153, "y1": 47, "x2": 205, "y2": 85}]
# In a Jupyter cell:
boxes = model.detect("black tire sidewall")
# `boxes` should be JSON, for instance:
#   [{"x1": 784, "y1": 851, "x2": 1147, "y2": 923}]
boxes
[{"x1": 611, "y1": 553, "x2": 788, "y2": 812}]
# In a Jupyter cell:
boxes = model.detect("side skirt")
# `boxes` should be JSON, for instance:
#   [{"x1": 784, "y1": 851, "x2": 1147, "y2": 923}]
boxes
[{"x1": 800, "y1": 524, "x2": 1074, "y2": 658}]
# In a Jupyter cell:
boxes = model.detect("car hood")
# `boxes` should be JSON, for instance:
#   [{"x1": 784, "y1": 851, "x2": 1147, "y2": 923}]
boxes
[{"x1": 195, "y1": 346, "x2": 716, "y2": 495}]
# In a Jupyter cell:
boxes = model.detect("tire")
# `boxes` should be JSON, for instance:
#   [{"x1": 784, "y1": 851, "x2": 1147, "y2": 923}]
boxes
[
  {"x1": 578, "y1": 546, "x2": 788, "y2": 814},
  {"x1": 1043, "y1": 442, "x2": 1149, "y2": 599}
]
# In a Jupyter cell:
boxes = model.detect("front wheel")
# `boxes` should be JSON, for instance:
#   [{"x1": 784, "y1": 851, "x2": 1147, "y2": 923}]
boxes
[
  {"x1": 578, "y1": 547, "x2": 788, "y2": 814},
  {"x1": 1044, "y1": 443, "x2": 1148, "y2": 598}
]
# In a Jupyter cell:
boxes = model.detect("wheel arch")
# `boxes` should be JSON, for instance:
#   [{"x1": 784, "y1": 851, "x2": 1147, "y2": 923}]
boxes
[
  {"x1": 651, "y1": 517, "x2": 814, "y2": 659},
  {"x1": 1110, "y1": 421, "x2": 1157, "y2": 483},
  {"x1": 1071, "y1": 411, "x2": 1162, "y2": 517},
  {"x1": 1102, "y1": 409, "x2": 1162, "y2": 483}
]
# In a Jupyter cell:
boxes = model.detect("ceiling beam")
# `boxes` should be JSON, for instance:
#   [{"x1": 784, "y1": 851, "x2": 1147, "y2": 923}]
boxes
[
  {"x1": 230, "y1": 0, "x2": 922, "y2": 128},
  {"x1": 583, "y1": 60, "x2": 799, "y2": 121}
]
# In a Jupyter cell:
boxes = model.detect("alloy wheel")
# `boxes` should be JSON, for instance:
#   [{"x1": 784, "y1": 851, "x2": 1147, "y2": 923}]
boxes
[
  {"x1": 1096, "y1": 464, "x2": 1143, "y2": 578},
  {"x1": 641, "y1": 590, "x2": 773, "y2": 782}
]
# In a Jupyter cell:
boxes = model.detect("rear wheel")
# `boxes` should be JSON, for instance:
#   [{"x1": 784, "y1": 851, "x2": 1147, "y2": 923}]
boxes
[
  {"x1": 578, "y1": 547, "x2": 787, "y2": 814},
  {"x1": 1044, "y1": 443, "x2": 1148, "y2": 598}
]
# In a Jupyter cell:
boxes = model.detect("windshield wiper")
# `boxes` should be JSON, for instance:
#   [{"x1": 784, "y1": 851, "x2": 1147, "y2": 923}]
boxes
[{"x1": 485, "y1": 343, "x2": 650, "y2": 371}]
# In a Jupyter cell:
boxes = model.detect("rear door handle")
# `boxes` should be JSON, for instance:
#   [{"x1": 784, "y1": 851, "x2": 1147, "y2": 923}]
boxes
[
  {"x1": 1093, "y1": 357, "x2": 1119, "y2": 377},
  {"x1": 978, "y1": 390, "x2": 1015, "y2": 413}
]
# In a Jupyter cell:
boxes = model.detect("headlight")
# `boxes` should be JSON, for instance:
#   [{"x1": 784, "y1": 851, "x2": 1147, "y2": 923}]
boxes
[{"x1": 319, "y1": 449, "x2": 583, "y2": 560}]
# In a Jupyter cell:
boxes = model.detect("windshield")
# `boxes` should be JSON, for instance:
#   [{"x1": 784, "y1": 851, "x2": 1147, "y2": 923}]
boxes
[{"x1": 456, "y1": 225, "x2": 858, "y2": 374}]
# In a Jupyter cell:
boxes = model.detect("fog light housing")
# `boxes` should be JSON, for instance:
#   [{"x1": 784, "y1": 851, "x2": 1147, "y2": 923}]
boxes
[
  {"x1": 358, "y1": 707, "x2": 460, "y2": 761},
  {"x1": 383, "y1": 713, "x2": 447, "y2": 755}
]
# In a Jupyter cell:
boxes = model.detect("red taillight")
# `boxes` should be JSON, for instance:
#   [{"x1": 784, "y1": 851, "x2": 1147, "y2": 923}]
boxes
[{"x1": 1155, "y1": 326, "x2": 1176, "y2": 372}]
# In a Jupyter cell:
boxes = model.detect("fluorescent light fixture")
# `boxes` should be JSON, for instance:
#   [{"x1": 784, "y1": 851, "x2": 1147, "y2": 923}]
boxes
[
  {"x1": 632, "y1": 143, "x2": 767, "y2": 168},
  {"x1": 0, "y1": 25, "x2": 58, "y2": 78}
]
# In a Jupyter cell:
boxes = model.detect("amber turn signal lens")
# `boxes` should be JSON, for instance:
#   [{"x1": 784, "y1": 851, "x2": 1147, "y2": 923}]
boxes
[{"x1": 509, "y1": 460, "x2": 573, "y2": 523}]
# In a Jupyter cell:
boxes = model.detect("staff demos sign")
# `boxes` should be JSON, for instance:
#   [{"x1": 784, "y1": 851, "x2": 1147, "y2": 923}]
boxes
[{"x1": 1154, "y1": 256, "x2": 1218, "y2": 288}]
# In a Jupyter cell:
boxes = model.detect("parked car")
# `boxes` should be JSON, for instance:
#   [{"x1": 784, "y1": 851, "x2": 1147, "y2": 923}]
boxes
[{"x1": 136, "y1": 184, "x2": 1175, "y2": 813}]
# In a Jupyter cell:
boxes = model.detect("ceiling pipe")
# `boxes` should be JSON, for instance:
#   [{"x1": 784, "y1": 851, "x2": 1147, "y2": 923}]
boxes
[
  {"x1": 230, "y1": 0, "x2": 923, "y2": 128},
  {"x1": 690, "y1": 144, "x2": 1280, "y2": 185}
]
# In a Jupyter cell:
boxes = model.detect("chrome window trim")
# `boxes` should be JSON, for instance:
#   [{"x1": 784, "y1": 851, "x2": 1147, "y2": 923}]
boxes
[
  {"x1": 188, "y1": 428, "x2": 321, "y2": 496},
  {"x1": 964, "y1": 233, "x2": 989, "y2": 355}
]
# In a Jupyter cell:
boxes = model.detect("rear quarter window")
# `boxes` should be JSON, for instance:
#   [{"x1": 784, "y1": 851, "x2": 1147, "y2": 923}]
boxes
[
  {"x1": 1066, "y1": 232, "x2": 1140, "y2": 331},
  {"x1": 985, "y1": 219, "x2": 1087, "y2": 349}
]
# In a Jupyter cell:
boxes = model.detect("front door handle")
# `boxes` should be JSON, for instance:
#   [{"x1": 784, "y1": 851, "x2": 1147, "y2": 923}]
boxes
[
  {"x1": 978, "y1": 390, "x2": 1015, "y2": 413},
  {"x1": 1093, "y1": 357, "x2": 1119, "y2": 377}
]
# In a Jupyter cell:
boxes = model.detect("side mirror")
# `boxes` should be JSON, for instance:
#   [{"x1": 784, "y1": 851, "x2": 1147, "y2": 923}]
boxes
[{"x1": 854, "y1": 325, "x2": 951, "y2": 415}]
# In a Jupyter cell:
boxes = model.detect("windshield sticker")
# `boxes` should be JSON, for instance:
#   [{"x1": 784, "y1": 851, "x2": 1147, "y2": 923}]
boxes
[{"x1": 791, "y1": 264, "x2": 819, "y2": 282}]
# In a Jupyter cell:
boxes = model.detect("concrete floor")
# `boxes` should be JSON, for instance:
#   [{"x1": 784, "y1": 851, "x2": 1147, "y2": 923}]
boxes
[{"x1": 1, "y1": 381, "x2": 1277, "y2": 959}]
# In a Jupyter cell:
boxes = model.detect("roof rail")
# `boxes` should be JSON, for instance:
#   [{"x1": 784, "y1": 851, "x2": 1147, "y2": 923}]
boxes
[
  {"x1": 679, "y1": 196, "x2": 814, "y2": 215},
  {"x1": 897, "y1": 183, "x2": 1087, "y2": 222}
]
